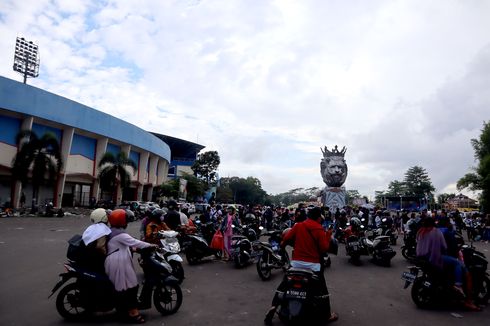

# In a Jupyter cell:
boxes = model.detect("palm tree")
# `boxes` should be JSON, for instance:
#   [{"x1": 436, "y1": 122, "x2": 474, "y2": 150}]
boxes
[
  {"x1": 97, "y1": 152, "x2": 136, "y2": 203},
  {"x1": 11, "y1": 130, "x2": 63, "y2": 210}
]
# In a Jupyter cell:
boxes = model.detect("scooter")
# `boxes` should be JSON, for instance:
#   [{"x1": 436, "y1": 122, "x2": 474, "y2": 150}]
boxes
[
  {"x1": 231, "y1": 224, "x2": 262, "y2": 268},
  {"x1": 49, "y1": 247, "x2": 182, "y2": 321},
  {"x1": 158, "y1": 230, "x2": 184, "y2": 284},
  {"x1": 256, "y1": 229, "x2": 290, "y2": 280},
  {"x1": 181, "y1": 229, "x2": 222, "y2": 264}
]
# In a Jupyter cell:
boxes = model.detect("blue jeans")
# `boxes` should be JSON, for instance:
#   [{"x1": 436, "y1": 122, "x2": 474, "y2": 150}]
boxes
[{"x1": 442, "y1": 255, "x2": 465, "y2": 286}]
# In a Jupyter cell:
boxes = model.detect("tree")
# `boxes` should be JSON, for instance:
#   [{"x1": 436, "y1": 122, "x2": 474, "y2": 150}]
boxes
[
  {"x1": 217, "y1": 176, "x2": 268, "y2": 205},
  {"x1": 158, "y1": 179, "x2": 179, "y2": 199},
  {"x1": 97, "y1": 152, "x2": 136, "y2": 201},
  {"x1": 345, "y1": 190, "x2": 361, "y2": 205},
  {"x1": 403, "y1": 166, "x2": 435, "y2": 198},
  {"x1": 458, "y1": 121, "x2": 490, "y2": 212},
  {"x1": 386, "y1": 180, "x2": 407, "y2": 196},
  {"x1": 11, "y1": 130, "x2": 63, "y2": 209},
  {"x1": 437, "y1": 193, "x2": 456, "y2": 205},
  {"x1": 180, "y1": 173, "x2": 205, "y2": 201},
  {"x1": 191, "y1": 151, "x2": 220, "y2": 186}
]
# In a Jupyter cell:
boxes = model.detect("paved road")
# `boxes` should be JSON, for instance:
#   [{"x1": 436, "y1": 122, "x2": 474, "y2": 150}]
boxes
[{"x1": 0, "y1": 216, "x2": 488, "y2": 326}]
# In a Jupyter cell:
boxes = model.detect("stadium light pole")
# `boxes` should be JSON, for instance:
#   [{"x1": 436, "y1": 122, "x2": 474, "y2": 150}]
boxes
[{"x1": 13, "y1": 37, "x2": 40, "y2": 84}]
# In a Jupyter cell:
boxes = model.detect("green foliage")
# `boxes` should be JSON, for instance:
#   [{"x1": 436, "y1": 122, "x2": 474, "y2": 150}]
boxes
[
  {"x1": 158, "y1": 179, "x2": 179, "y2": 198},
  {"x1": 268, "y1": 187, "x2": 319, "y2": 207},
  {"x1": 345, "y1": 189, "x2": 361, "y2": 205},
  {"x1": 386, "y1": 180, "x2": 407, "y2": 196},
  {"x1": 98, "y1": 152, "x2": 136, "y2": 195},
  {"x1": 403, "y1": 166, "x2": 435, "y2": 197},
  {"x1": 191, "y1": 151, "x2": 220, "y2": 186},
  {"x1": 437, "y1": 193, "x2": 456, "y2": 205},
  {"x1": 458, "y1": 121, "x2": 490, "y2": 212},
  {"x1": 217, "y1": 176, "x2": 268, "y2": 205},
  {"x1": 180, "y1": 173, "x2": 206, "y2": 201},
  {"x1": 11, "y1": 130, "x2": 63, "y2": 203}
]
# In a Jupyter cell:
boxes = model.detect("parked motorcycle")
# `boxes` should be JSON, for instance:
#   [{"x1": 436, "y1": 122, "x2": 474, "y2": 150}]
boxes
[
  {"x1": 381, "y1": 218, "x2": 398, "y2": 245},
  {"x1": 158, "y1": 230, "x2": 184, "y2": 284},
  {"x1": 181, "y1": 230, "x2": 222, "y2": 264},
  {"x1": 346, "y1": 228, "x2": 396, "y2": 266},
  {"x1": 231, "y1": 224, "x2": 261, "y2": 268},
  {"x1": 275, "y1": 267, "x2": 330, "y2": 324},
  {"x1": 402, "y1": 244, "x2": 490, "y2": 308},
  {"x1": 256, "y1": 229, "x2": 290, "y2": 280},
  {"x1": 49, "y1": 247, "x2": 182, "y2": 320}
]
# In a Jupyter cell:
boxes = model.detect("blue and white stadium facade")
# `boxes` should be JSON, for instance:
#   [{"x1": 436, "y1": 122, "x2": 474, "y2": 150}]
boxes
[{"x1": 0, "y1": 76, "x2": 192, "y2": 209}]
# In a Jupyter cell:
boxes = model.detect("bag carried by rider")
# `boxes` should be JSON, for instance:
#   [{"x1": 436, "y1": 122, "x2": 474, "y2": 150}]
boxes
[{"x1": 210, "y1": 230, "x2": 224, "y2": 250}]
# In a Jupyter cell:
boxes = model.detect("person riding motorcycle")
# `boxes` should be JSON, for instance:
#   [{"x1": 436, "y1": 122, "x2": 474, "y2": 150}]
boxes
[
  {"x1": 416, "y1": 217, "x2": 480, "y2": 311},
  {"x1": 264, "y1": 207, "x2": 338, "y2": 325},
  {"x1": 145, "y1": 209, "x2": 170, "y2": 244},
  {"x1": 80, "y1": 208, "x2": 112, "y2": 273},
  {"x1": 164, "y1": 200, "x2": 182, "y2": 231},
  {"x1": 344, "y1": 217, "x2": 362, "y2": 239}
]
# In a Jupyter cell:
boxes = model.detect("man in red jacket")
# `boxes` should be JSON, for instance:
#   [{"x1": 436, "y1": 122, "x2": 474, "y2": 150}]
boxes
[{"x1": 264, "y1": 207, "x2": 338, "y2": 325}]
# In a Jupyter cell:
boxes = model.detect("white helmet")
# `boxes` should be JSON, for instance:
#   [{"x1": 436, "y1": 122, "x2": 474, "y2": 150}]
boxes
[{"x1": 90, "y1": 208, "x2": 108, "y2": 224}]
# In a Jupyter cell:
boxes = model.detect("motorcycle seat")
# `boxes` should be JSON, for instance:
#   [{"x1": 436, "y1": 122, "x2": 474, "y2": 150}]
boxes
[{"x1": 287, "y1": 267, "x2": 315, "y2": 275}]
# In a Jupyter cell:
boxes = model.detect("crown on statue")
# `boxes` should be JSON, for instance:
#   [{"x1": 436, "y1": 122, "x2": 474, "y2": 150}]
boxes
[{"x1": 321, "y1": 145, "x2": 347, "y2": 158}]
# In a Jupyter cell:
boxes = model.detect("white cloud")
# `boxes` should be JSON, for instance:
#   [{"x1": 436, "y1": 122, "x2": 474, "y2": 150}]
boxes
[{"x1": 1, "y1": 0, "x2": 489, "y2": 199}]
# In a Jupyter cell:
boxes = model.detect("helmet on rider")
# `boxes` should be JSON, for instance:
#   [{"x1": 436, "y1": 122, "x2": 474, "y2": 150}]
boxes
[
  {"x1": 90, "y1": 208, "x2": 108, "y2": 224},
  {"x1": 227, "y1": 204, "x2": 236, "y2": 212},
  {"x1": 151, "y1": 208, "x2": 165, "y2": 221},
  {"x1": 350, "y1": 217, "x2": 361, "y2": 231},
  {"x1": 282, "y1": 227, "x2": 292, "y2": 238},
  {"x1": 167, "y1": 200, "x2": 178, "y2": 210},
  {"x1": 108, "y1": 209, "x2": 128, "y2": 228},
  {"x1": 307, "y1": 206, "x2": 322, "y2": 220},
  {"x1": 146, "y1": 206, "x2": 156, "y2": 216},
  {"x1": 125, "y1": 209, "x2": 135, "y2": 222}
]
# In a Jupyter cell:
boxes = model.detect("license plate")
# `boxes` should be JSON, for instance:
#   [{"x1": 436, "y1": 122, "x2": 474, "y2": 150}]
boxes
[
  {"x1": 286, "y1": 290, "x2": 307, "y2": 299},
  {"x1": 401, "y1": 272, "x2": 416, "y2": 283},
  {"x1": 348, "y1": 241, "x2": 359, "y2": 247}
]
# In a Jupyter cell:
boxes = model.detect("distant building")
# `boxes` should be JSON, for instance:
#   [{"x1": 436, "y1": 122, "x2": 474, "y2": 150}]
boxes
[
  {"x1": 445, "y1": 194, "x2": 478, "y2": 210},
  {"x1": 0, "y1": 76, "x2": 203, "y2": 208},
  {"x1": 151, "y1": 133, "x2": 204, "y2": 179}
]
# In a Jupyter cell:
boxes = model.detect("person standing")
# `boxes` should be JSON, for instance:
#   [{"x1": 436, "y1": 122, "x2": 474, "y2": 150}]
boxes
[{"x1": 220, "y1": 205, "x2": 240, "y2": 260}]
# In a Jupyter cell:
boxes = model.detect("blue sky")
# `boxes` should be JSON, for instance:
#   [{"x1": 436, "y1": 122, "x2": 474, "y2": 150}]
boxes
[{"x1": 1, "y1": 0, "x2": 489, "y2": 198}]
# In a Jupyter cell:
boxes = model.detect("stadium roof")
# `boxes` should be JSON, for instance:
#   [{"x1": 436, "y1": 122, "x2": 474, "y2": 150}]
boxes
[{"x1": 151, "y1": 133, "x2": 204, "y2": 161}]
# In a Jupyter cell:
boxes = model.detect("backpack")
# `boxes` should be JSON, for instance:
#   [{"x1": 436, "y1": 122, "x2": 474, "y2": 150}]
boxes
[{"x1": 66, "y1": 234, "x2": 91, "y2": 263}]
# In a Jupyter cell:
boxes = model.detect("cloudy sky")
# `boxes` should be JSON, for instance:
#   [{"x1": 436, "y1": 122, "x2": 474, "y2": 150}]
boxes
[{"x1": 1, "y1": 0, "x2": 489, "y2": 198}]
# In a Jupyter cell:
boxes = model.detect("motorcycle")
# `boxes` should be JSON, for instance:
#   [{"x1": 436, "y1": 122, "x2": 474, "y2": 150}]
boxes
[
  {"x1": 401, "y1": 231, "x2": 417, "y2": 262},
  {"x1": 49, "y1": 247, "x2": 182, "y2": 320},
  {"x1": 402, "y1": 243, "x2": 490, "y2": 308},
  {"x1": 381, "y1": 218, "x2": 398, "y2": 245},
  {"x1": 231, "y1": 224, "x2": 262, "y2": 268},
  {"x1": 275, "y1": 267, "x2": 330, "y2": 325},
  {"x1": 158, "y1": 230, "x2": 185, "y2": 284},
  {"x1": 346, "y1": 227, "x2": 396, "y2": 266},
  {"x1": 256, "y1": 229, "x2": 290, "y2": 280},
  {"x1": 181, "y1": 229, "x2": 222, "y2": 264}
]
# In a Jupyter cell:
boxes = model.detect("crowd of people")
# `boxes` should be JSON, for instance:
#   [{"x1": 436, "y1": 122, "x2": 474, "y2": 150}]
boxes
[{"x1": 74, "y1": 200, "x2": 489, "y2": 324}]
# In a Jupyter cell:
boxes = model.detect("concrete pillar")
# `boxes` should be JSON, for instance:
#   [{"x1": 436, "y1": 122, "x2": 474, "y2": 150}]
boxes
[
  {"x1": 91, "y1": 137, "x2": 108, "y2": 200},
  {"x1": 157, "y1": 159, "x2": 168, "y2": 185},
  {"x1": 54, "y1": 127, "x2": 74, "y2": 208},
  {"x1": 139, "y1": 152, "x2": 150, "y2": 185},
  {"x1": 148, "y1": 155, "x2": 158, "y2": 185},
  {"x1": 12, "y1": 116, "x2": 34, "y2": 209},
  {"x1": 146, "y1": 186, "x2": 154, "y2": 202}
]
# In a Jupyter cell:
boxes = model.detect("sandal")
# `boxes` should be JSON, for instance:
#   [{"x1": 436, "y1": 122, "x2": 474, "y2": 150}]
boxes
[
  {"x1": 328, "y1": 312, "x2": 339, "y2": 323},
  {"x1": 127, "y1": 314, "x2": 145, "y2": 324}
]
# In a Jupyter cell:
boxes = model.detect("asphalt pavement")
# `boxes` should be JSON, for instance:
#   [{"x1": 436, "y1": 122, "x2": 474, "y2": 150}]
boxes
[{"x1": 0, "y1": 216, "x2": 489, "y2": 326}]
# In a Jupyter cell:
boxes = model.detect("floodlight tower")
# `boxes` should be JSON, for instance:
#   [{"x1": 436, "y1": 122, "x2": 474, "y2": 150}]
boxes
[{"x1": 13, "y1": 37, "x2": 40, "y2": 84}]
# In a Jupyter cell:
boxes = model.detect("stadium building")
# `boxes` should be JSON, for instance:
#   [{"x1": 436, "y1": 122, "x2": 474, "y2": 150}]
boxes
[{"x1": 0, "y1": 76, "x2": 203, "y2": 209}]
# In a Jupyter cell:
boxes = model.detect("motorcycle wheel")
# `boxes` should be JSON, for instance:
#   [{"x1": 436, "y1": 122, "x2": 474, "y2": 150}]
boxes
[
  {"x1": 411, "y1": 278, "x2": 433, "y2": 309},
  {"x1": 234, "y1": 252, "x2": 248, "y2": 268},
  {"x1": 185, "y1": 251, "x2": 199, "y2": 265},
  {"x1": 474, "y1": 276, "x2": 490, "y2": 305},
  {"x1": 153, "y1": 283, "x2": 183, "y2": 315},
  {"x1": 257, "y1": 254, "x2": 272, "y2": 281},
  {"x1": 169, "y1": 261, "x2": 185, "y2": 284},
  {"x1": 401, "y1": 247, "x2": 415, "y2": 261},
  {"x1": 55, "y1": 282, "x2": 86, "y2": 320}
]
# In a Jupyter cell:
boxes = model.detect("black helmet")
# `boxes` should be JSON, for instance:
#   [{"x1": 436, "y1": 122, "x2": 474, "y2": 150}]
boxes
[
  {"x1": 350, "y1": 217, "x2": 361, "y2": 228},
  {"x1": 146, "y1": 206, "x2": 156, "y2": 215},
  {"x1": 151, "y1": 208, "x2": 165, "y2": 220},
  {"x1": 167, "y1": 200, "x2": 178, "y2": 210}
]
